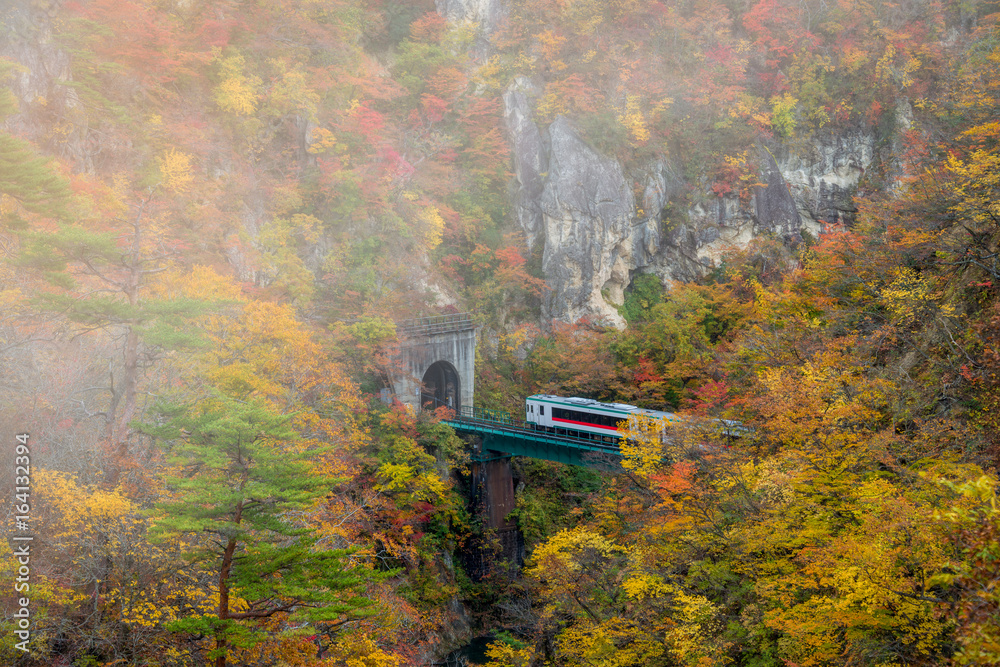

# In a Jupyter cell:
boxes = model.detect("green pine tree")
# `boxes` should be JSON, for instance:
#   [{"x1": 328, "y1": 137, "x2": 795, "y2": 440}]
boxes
[{"x1": 146, "y1": 393, "x2": 374, "y2": 667}]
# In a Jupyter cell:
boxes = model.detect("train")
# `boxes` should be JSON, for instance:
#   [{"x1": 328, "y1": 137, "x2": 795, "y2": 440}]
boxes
[{"x1": 524, "y1": 394, "x2": 678, "y2": 443}]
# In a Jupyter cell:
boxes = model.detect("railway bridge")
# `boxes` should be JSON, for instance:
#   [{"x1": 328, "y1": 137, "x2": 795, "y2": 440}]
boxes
[
  {"x1": 438, "y1": 407, "x2": 625, "y2": 580},
  {"x1": 442, "y1": 406, "x2": 623, "y2": 468},
  {"x1": 391, "y1": 314, "x2": 624, "y2": 579}
]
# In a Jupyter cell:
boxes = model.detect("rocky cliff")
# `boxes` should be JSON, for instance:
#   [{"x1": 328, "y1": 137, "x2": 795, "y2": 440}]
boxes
[
  {"x1": 1, "y1": 0, "x2": 905, "y2": 331},
  {"x1": 502, "y1": 75, "x2": 897, "y2": 328}
]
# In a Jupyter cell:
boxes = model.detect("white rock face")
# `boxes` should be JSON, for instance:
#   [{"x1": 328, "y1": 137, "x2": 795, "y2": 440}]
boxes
[
  {"x1": 503, "y1": 93, "x2": 899, "y2": 327},
  {"x1": 777, "y1": 130, "x2": 877, "y2": 232},
  {"x1": 540, "y1": 117, "x2": 637, "y2": 328},
  {"x1": 503, "y1": 78, "x2": 547, "y2": 252},
  {"x1": 435, "y1": 0, "x2": 504, "y2": 33}
]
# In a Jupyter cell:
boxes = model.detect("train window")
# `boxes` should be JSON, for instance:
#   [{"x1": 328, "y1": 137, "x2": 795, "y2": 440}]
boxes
[
  {"x1": 540, "y1": 406, "x2": 544, "y2": 415},
  {"x1": 550, "y1": 407, "x2": 628, "y2": 427}
]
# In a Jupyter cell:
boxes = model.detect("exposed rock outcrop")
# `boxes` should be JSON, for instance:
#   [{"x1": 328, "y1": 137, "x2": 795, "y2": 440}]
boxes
[
  {"x1": 504, "y1": 82, "x2": 897, "y2": 327},
  {"x1": 435, "y1": 0, "x2": 503, "y2": 28},
  {"x1": 777, "y1": 130, "x2": 877, "y2": 229},
  {"x1": 503, "y1": 78, "x2": 547, "y2": 252},
  {"x1": 0, "y1": 1, "x2": 91, "y2": 171},
  {"x1": 435, "y1": 0, "x2": 505, "y2": 54},
  {"x1": 539, "y1": 116, "x2": 638, "y2": 327},
  {"x1": 756, "y1": 147, "x2": 804, "y2": 241}
]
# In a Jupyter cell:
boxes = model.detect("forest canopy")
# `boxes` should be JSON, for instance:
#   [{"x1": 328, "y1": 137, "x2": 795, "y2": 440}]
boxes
[{"x1": 1, "y1": 0, "x2": 999, "y2": 665}]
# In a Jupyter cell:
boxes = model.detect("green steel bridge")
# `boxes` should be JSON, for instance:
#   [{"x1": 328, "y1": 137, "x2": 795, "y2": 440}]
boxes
[{"x1": 442, "y1": 406, "x2": 624, "y2": 468}]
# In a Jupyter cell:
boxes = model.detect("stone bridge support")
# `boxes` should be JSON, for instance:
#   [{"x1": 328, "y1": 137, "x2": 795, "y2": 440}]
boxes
[
  {"x1": 391, "y1": 314, "x2": 523, "y2": 578},
  {"x1": 463, "y1": 444, "x2": 523, "y2": 581}
]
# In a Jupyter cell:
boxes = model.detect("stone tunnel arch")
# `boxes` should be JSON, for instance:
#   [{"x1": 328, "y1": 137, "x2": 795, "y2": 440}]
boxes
[
  {"x1": 421, "y1": 360, "x2": 462, "y2": 411},
  {"x1": 391, "y1": 314, "x2": 476, "y2": 414}
]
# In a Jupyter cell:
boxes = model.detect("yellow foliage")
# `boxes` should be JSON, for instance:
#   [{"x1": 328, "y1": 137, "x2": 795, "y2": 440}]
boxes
[
  {"x1": 536, "y1": 29, "x2": 567, "y2": 65},
  {"x1": 484, "y1": 638, "x2": 535, "y2": 667},
  {"x1": 33, "y1": 468, "x2": 136, "y2": 540},
  {"x1": 110, "y1": 171, "x2": 131, "y2": 205},
  {"x1": 874, "y1": 41, "x2": 918, "y2": 88},
  {"x1": 266, "y1": 60, "x2": 319, "y2": 119},
  {"x1": 618, "y1": 413, "x2": 672, "y2": 477},
  {"x1": 376, "y1": 462, "x2": 451, "y2": 504},
  {"x1": 881, "y1": 267, "x2": 952, "y2": 325},
  {"x1": 770, "y1": 94, "x2": 798, "y2": 138},
  {"x1": 527, "y1": 527, "x2": 624, "y2": 581},
  {"x1": 326, "y1": 634, "x2": 401, "y2": 667},
  {"x1": 0, "y1": 541, "x2": 77, "y2": 661},
  {"x1": 621, "y1": 571, "x2": 676, "y2": 601},
  {"x1": 308, "y1": 127, "x2": 338, "y2": 154},
  {"x1": 214, "y1": 52, "x2": 261, "y2": 116},
  {"x1": 418, "y1": 206, "x2": 446, "y2": 250},
  {"x1": 617, "y1": 94, "x2": 650, "y2": 145},
  {"x1": 147, "y1": 264, "x2": 246, "y2": 302},
  {"x1": 557, "y1": 618, "x2": 667, "y2": 666},
  {"x1": 667, "y1": 592, "x2": 725, "y2": 666},
  {"x1": 948, "y1": 149, "x2": 1000, "y2": 227},
  {"x1": 474, "y1": 52, "x2": 535, "y2": 90},
  {"x1": 157, "y1": 148, "x2": 194, "y2": 192},
  {"x1": 198, "y1": 299, "x2": 327, "y2": 403}
]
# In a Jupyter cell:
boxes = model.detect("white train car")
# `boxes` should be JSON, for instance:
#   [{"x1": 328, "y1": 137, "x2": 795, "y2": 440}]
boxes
[{"x1": 525, "y1": 394, "x2": 678, "y2": 442}]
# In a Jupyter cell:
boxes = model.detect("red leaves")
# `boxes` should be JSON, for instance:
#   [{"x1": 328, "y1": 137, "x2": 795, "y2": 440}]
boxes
[
  {"x1": 409, "y1": 12, "x2": 448, "y2": 43},
  {"x1": 684, "y1": 379, "x2": 732, "y2": 416},
  {"x1": 494, "y1": 245, "x2": 527, "y2": 269},
  {"x1": 633, "y1": 356, "x2": 662, "y2": 384},
  {"x1": 650, "y1": 460, "x2": 696, "y2": 496},
  {"x1": 197, "y1": 17, "x2": 239, "y2": 49},
  {"x1": 67, "y1": 0, "x2": 207, "y2": 86},
  {"x1": 382, "y1": 403, "x2": 419, "y2": 439},
  {"x1": 420, "y1": 94, "x2": 449, "y2": 124},
  {"x1": 427, "y1": 67, "x2": 468, "y2": 101},
  {"x1": 353, "y1": 104, "x2": 387, "y2": 144}
]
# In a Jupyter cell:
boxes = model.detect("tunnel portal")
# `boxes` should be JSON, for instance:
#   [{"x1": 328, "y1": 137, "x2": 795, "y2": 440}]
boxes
[{"x1": 421, "y1": 360, "x2": 461, "y2": 411}]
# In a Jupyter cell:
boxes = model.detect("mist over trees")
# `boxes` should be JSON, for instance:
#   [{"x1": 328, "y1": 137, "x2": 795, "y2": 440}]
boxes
[{"x1": 1, "y1": 0, "x2": 999, "y2": 665}]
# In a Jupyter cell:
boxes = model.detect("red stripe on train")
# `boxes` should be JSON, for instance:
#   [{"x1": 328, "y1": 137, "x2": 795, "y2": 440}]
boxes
[{"x1": 551, "y1": 417, "x2": 620, "y2": 431}]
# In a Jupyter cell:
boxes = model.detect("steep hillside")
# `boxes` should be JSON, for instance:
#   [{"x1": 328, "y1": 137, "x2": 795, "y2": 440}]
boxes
[{"x1": 2, "y1": 0, "x2": 1000, "y2": 665}]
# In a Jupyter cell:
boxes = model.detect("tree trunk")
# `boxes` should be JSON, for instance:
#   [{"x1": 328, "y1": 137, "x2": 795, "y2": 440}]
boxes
[
  {"x1": 216, "y1": 535, "x2": 237, "y2": 667},
  {"x1": 108, "y1": 219, "x2": 142, "y2": 485},
  {"x1": 215, "y1": 500, "x2": 243, "y2": 667}
]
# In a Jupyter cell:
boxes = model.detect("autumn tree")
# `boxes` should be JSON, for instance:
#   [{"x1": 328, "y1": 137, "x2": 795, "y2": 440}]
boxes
[
  {"x1": 935, "y1": 475, "x2": 1000, "y2": 666},
  {"x1": 16, "y1": 185, "x2": 214, "y2": 484},
  {"x1": 145, "y1": 393, "x2": 374, "y2": 667}
]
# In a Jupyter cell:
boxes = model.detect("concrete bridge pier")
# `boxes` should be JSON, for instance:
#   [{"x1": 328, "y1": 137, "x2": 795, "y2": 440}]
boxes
[
  {"x1": 390, "y1": 313, "x2": 523, "y2": 578},
  {"x1": 461, "y1": 440, "x2": 524, "y2": 581}
]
